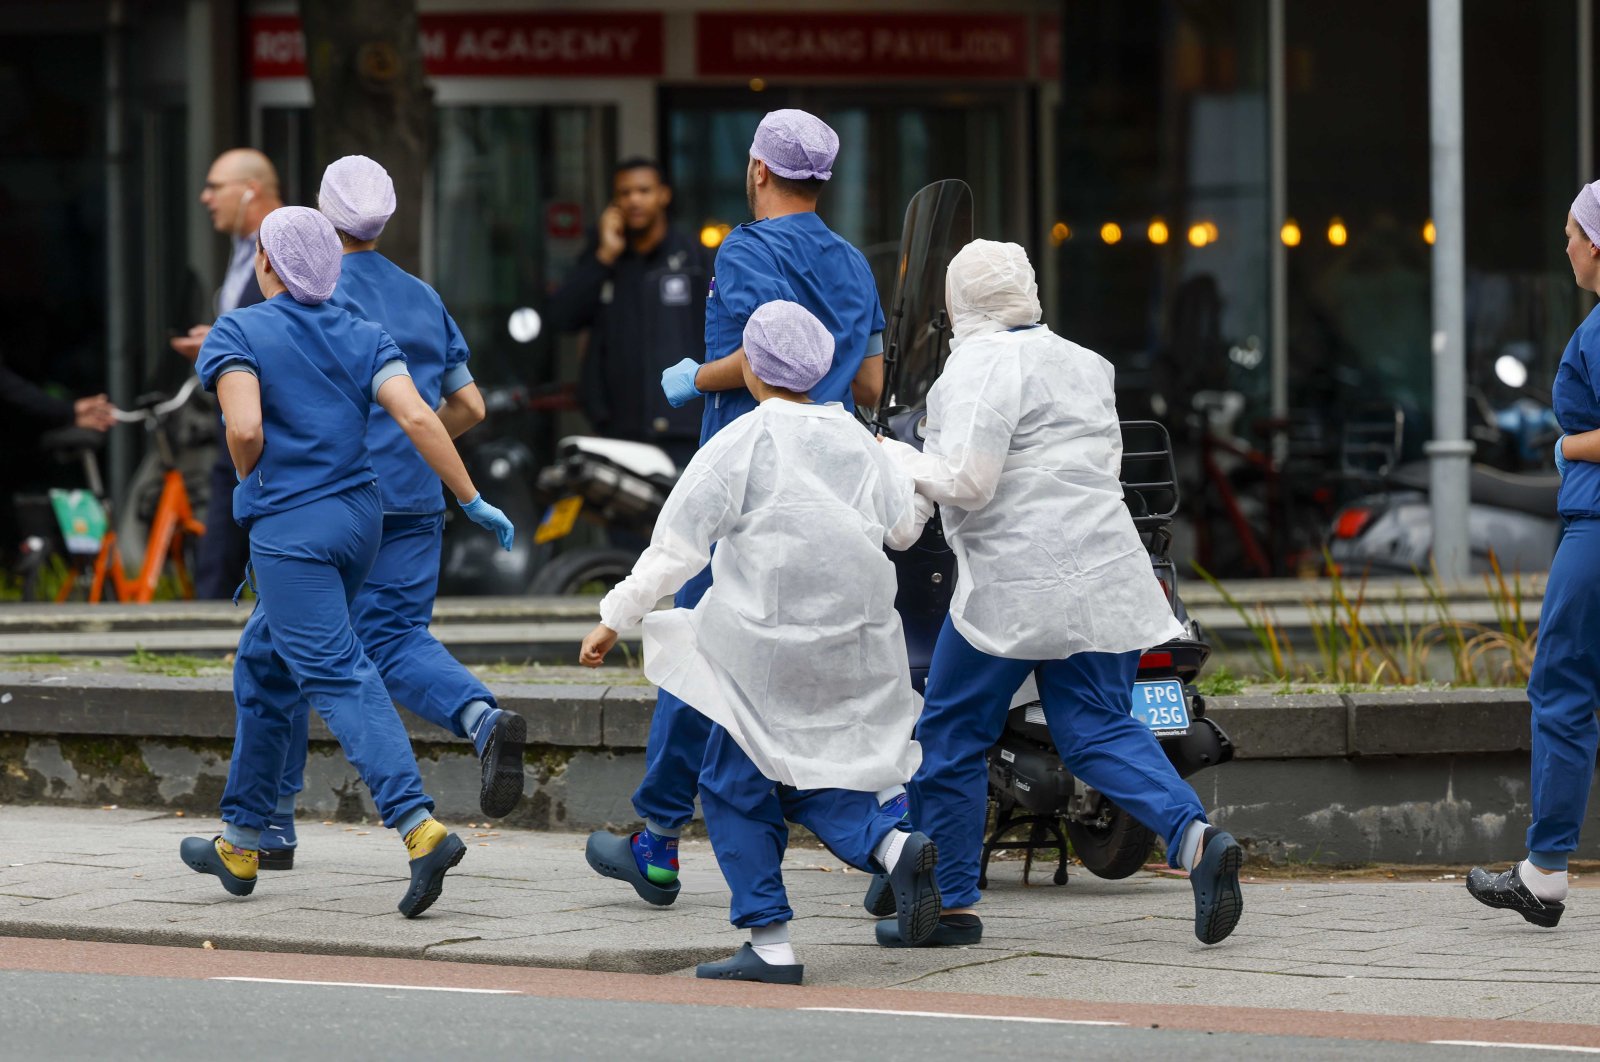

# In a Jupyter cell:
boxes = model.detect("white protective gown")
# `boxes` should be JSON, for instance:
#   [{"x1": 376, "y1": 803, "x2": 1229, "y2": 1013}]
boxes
[
  {"x1": 598, "y1": 399, "x2": 932, "y2": 792},
  {"x1": 883, "y1": 319, "x2": 1184, "y2": 661}
]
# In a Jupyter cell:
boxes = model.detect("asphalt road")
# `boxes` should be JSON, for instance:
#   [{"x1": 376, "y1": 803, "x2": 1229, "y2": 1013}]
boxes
[
  {"x1": 3, "y1": 939, "x2": 1600, "y2": 1061},
  {"x1": 5, "y1": 969, "x2": 1576, "y2": 1062}
]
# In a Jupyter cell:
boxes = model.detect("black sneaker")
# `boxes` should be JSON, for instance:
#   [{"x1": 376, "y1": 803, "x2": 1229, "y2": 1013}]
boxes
[{"x1": 1466, "y1": 863, "x2": 1565, "y2": 928}]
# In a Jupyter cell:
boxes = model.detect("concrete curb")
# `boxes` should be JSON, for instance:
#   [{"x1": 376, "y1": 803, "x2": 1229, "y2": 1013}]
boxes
[
  {"x1": 0, "y1": 671, "x2": 658, "y2": 749},
  {"x1": 0, "y1": 918, "x2": 728, "y2": 975},
  {"x1": 0, "y1": 673, "x2": 1559, "y2": 863},
  {"x1": 0, "y1": 671, "x2": 1531, "y2": 760}
]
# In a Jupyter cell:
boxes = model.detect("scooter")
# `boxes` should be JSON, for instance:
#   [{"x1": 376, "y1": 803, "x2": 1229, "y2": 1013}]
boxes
[
  {"x1": 437, "y1": 382, "x2": 561, "y2": 596},
  {"x1": 869, "y1": 179, "x2": 1235, "y2": 886},
  {"x1": 1326, "y1": 356, "x2": 1561, "y2": 576},
  {"x1": 526, "y1": 435, "x2": 677, "y2": 595}
]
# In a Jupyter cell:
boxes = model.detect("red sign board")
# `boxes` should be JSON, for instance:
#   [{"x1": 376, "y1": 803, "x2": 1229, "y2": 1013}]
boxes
[
  {"x1": 545, "y1": 201, "x2": 583, "y2": 240},
  {"x1": 250, "y1": 12, "x2": 664, "y2": 79},
  {"x1": 696, "y1": 12, "x2": 1030, "y2": 80}
]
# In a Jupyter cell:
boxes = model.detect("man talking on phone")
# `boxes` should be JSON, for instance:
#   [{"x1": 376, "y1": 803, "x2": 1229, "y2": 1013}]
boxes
[
  {"x1": 170, "y1": 148, "x2": 283, "y2": 599},
  {"x1": 548, "y1": 158, "x2": 713, "y2": 470}
]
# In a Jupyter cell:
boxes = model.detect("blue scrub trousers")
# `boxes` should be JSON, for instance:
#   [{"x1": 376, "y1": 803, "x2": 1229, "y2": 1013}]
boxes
[
  {"x1": 273, "y1": 512, "x2": 496, "y2": 808},
  {"x1": 699, "y1": 724, "x2": 904, "y2": 928},
  {"x1": 631, "y1": 562, "x2": 716, "y2": 830},
  {"x1": 910, "y1": 616, "x2": 1207, "y2": 909},
  {"x1": 1525, "y1": 516, "x2": 1600, "y2": 866},
  {"x1": 220, "y1": 483, "x2": 432, "y2": 833}
]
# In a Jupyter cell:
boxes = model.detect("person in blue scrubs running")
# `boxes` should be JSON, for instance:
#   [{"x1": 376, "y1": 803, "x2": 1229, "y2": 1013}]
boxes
[
  {"x1": 1468, "y1": 183, "x2": 1600, "y2": 927},
  {"x1": 256, "y1": 157, "x2": 524, "y2": 872},
  {"x1": 179, "y1": 206, "x2": 516, "y2": 918},
  {"x1": 584, "y1": 109, "x2": 890, "y2": 905}
]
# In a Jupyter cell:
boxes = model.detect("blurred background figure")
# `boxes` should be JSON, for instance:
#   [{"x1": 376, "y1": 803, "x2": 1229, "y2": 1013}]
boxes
[
  {"x1": 0, "y1": 349, "x2": 116, "y2": 555},
  {"x1": 548, "y1": 158, "x2": 712, "y2": 470},
  {"x1": 170, "y1": 148, "x2": 282, "y2": 600}
]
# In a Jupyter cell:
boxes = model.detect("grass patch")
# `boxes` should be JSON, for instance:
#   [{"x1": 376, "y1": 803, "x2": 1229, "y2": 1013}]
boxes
[
  {"x1": 1194, "y1": 552, "x2": 1537, "y2": 689},
  {"x1": 1195, "y1": 665, "x2": 1247, "y2": 697},
  {"x1": 2, "y1": 653, "x2": 69, "y2": 665},
  {"x1": 126, "y1": 647, "x2": 216, "y2": 677}
]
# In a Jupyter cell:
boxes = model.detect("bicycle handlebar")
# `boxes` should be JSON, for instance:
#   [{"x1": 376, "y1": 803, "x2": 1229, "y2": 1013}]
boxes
[{"x1": 113, "y1": 375, "x2": 203, "y2": 424}]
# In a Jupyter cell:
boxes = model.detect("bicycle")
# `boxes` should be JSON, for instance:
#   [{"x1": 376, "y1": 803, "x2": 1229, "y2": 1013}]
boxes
[{"x1": 22, "y1": 377, "x2": 207, "y2": 603}]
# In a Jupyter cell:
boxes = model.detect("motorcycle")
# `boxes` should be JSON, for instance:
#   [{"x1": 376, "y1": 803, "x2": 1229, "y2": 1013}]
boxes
[
  {"x1": 525, "y1": 434, "x2": 678, "y2": 595},
  {"x1": 437, "y1": 382, "x2": 562, "y2": 596},
  {"x1": 1326, "y1": 356, "x2": 1561, "y2": 576},
  {"x1": 869, "y1": 179, "x2": 1235, "y2": 885}
]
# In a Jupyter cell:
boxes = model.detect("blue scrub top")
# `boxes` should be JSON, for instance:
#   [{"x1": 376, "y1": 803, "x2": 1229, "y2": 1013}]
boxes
[
  {"x1": 700, "y1": 212, "x2": 886, "y2": 445},
  {"x1": 197, "y1": 293, "x2": 407, "y2": 527},
  {"x1": 1554, "y1": 303, "x2": 1600, "y2": 517},
  {"x1": 329, "y1": 251, "x2": 473, "y2": 514}
]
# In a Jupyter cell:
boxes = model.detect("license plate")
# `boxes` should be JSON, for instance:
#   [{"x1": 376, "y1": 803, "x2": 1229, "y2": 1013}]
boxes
[
  {"x1": 534, "y1": 496, "x2": 583, "y2": 545},
  {"x1": 1131, "y1": 678, "x2": 1190, "y2": 734}
]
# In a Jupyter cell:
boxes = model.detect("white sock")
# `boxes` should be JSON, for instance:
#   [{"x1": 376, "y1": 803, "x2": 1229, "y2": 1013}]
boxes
[
  {"x1": 1519, "y1": 860, "x2": 1569, "y2": 902},
  {"x1": 1180, "y1": 819, "x2": 1210, "y2": 872},
  {"x1": 750, "y1": 923, "x2": 797, "y2": 966},
  {"x1": 874, "y1": 828, "x2": 909, "y2": 873}
]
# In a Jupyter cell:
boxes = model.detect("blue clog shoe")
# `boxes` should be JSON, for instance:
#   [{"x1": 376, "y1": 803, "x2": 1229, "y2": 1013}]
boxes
[
  {"x1": 696, "y1": 943, "x2": 803, "y2": 985},
  {"x1": 585, "y1": 830, "x2": 680, "y2": 907}
]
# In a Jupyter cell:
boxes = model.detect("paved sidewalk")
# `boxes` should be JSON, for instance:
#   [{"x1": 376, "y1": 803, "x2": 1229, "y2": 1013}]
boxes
[{"x1": 1, "y1": 806, "x2": 1596, "y2": 1025}]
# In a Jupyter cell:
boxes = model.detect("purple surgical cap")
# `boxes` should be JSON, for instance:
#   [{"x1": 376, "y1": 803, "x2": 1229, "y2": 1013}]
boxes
[
  {"x1": 259, "y1": 206, "x2": 342, "y2": 305},
  {"x1": 749, "y1": 109, "x2": 839, "y2": 182},
  {"x1": 743, "y1": 300, "x2": 835, "y2": 393},
  {"x1": 1575, "y1": 181, "x2": 1600, "y2": 244},
  {"x1": 318, "y1": 155, "x2": 396, "y2": 241}
]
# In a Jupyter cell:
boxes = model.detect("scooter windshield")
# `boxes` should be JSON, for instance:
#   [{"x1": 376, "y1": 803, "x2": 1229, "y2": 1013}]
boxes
[{"x1": 870, "y1": 179, "x2": 974, "y2": 432}]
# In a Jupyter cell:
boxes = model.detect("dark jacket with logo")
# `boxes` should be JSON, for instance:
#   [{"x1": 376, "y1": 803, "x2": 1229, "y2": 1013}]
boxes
[{"x1": 548, "y1": 225, "x2": 714, "y2": 449}]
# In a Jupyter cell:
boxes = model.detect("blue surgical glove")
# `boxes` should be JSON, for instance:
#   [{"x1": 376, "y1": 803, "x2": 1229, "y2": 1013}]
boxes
[
  {"x1": 661, "y1": 358, "x2": 703, "y2": 408},
  {"x1": 460, "y1": 493, "x2": 515, "y2": 551},
  {"x1": 1556, "y1": 434, "x2": 1571, "y2": 478}
]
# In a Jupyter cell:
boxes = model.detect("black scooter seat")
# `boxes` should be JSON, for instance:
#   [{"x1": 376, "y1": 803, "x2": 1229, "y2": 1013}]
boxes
[{"x1": 1386, "y1": 461, "x2": 1559, "y2": 518}]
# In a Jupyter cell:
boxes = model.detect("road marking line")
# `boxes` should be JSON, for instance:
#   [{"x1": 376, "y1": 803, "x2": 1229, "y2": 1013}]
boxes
[
  {"x1": 1430, "y1": 1042, "x2": 1600, "y2": 1055},
  {"x1": 209, "y1": 977, "x2": 517, "y2": 995},
  {"x1": 799, "y1": 1007, "x2": 1124, "y2": 1026}
]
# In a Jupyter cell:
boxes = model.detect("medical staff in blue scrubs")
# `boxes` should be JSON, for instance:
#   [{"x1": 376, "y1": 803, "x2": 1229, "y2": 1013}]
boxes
[
  {"x1": 258, "y1": 157, "x2": 524, "y2": 873},
  {"x1": 584, "y1": 110, "x2": 889, "y2": 905},
  {"x1": 178, "y1": 206, "x2": 516, "y2": 918},
  {"x1": 879, "y1": 240, "x2": 1244, "y2": 948},
  {"x1": 1468, "y1": 185, "x2": 1600, "y2": 927}
]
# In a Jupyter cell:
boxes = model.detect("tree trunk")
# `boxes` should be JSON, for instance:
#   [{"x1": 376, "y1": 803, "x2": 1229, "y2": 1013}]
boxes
[{"x1": 298, "y1": 0, "x2": 433, "y2": 274}]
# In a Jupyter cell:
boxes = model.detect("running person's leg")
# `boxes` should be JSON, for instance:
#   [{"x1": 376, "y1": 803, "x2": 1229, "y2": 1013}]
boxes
[
  {"x1": 187, "y1": 486, "x2": 467, "y2": 917},
  {"x1": 350, "y1": 512, "x2": 522, "y2": 816},
  {"x1": 1468, "y1": 517, "x2": 1600, "y2": 927},
  {"x1": 1035, "y1": 650, "x2": 1241, "y2": 945},
  {"x1": 694, "y1": 724, "x2": 803, "y2": 984},
  {"x1": 587, "y1": 563, "x2": 715, "y2": 902}
]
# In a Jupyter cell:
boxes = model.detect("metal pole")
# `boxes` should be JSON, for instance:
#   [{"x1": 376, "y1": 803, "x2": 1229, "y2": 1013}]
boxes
[
  {"x1": 186, "y1": 0, "x2": 219, "y2": 292},
  {"x1": 105, "y1": 0, "x2": 132, "y2": 500},
  {"x1": 1580, "y1": 0, "x2": 1593, "y2": 188},
  {"x1": 1426, "y1": 0, "x2": 1473, "y2": 583},
  {"x1": 1268, "y1": 0, "x2": 1287, "y2": 458}
]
